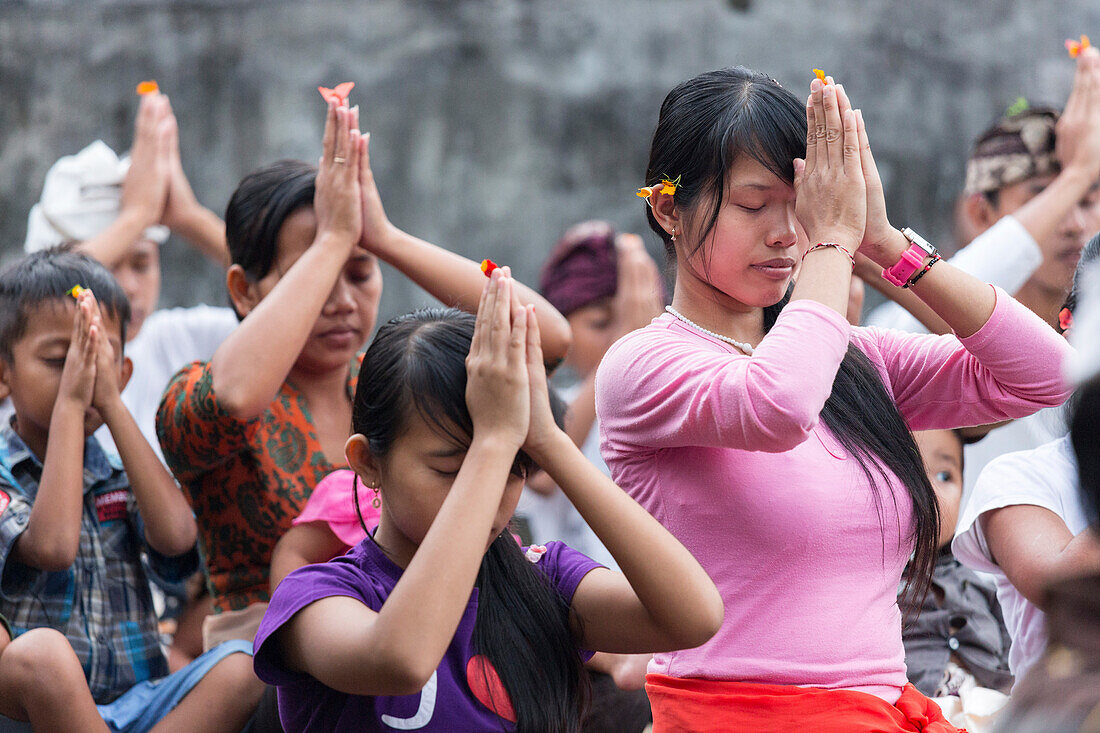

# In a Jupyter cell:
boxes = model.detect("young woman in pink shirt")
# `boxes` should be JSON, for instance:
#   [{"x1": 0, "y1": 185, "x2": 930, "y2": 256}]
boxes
[{"x1": 595, "y1": 66, "x2": 1074, "y2": 731}]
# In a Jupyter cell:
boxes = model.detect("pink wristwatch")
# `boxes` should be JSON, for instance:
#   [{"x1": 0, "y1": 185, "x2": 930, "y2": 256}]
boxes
[{"x1": 882, "y1": 228, "x2": 938, "y2": 287}]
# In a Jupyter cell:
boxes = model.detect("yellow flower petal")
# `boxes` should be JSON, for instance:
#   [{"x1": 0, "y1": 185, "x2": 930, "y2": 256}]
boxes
[
  {"x1": 813, "y1": 68, "x2": 826, "y2": 83},
  {"x1": 659, "y1": 183, "x2": 677, "y2": 195},
  {"x1": 636, "y1": 187, "x2": 653, "y2": 198},
  {"x1": 69, "y1": 285, "x2": 85, "y2": 298}
]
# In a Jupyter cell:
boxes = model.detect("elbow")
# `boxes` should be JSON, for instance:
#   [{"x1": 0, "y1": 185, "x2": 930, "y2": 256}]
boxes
[
  {"x1": 151, "y1": 523, "x2": 198, "y2": 559},
  {"x1": 210, "y1": 374, "x2": 267, "y2": 421},
  {"x1": 19, "y1": 539, "x2": 78, "y2": 573},
  {"x1": 741, "y1": 410, "x2": 816, "y2": 453},
  {"x1": 678, "y1": 588, "x2": 725, "y2": 650}
]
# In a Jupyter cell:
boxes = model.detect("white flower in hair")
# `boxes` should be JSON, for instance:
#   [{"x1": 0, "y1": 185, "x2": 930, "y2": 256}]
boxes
[{"x1": 525, "y1": 545, "x2": 547, "y2": 563}]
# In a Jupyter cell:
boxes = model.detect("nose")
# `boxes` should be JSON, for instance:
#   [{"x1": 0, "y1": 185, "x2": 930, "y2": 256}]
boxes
[
  {"x1": 769, "y1": 203, "x2": 799, "y2": 248},
  {"x1": 1061, "y1": 202, "x2": 1088, "y2": 239},
  {"x1": 322, "y1": 275, "x2": 356, "y2": 316}
]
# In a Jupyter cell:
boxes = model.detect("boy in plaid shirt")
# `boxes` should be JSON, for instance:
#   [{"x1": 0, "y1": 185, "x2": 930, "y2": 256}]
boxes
[{"x1": 0, "y1": 250, "x2": 260, "y2": 731}]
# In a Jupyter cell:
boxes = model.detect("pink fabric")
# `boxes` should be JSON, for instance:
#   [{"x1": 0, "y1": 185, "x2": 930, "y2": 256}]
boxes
[
  {"x1": 293, "y1": 469, "x2": 381, "y2": 547},
  {"x1": 595, "y1": 288, "x2": 1071, "y2": 702}
]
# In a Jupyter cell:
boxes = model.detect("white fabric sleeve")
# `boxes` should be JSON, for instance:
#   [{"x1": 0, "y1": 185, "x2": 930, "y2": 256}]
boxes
[
  {"x1": 863, "y1": 215, "x2": 1042, "y2": 333},
  {"x1": 952, "y1": 442, "x2": 1068, "y2": 575}
]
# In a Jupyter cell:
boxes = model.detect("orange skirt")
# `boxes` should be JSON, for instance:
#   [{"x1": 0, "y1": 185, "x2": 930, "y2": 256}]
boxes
[{"x1": 645, "y1": 674, "x2": 966, "y2": 733}]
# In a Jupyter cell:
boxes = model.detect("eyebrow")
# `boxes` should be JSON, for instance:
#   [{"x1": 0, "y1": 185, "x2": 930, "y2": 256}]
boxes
[
  {"x1": 729, "y1": 182, "x2": 775, "y2": 191},
  {"x1": 425, "y1": 447, "x2": 466, "y2": 458},
  {"x1": 932, "y1": 450, "x2": 960, "y2": 464}
]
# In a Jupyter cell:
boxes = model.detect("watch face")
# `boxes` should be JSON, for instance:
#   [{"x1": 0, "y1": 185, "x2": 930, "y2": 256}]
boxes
[{"x1": 903, "y1": 228, "x2": 937, "y2": 255}]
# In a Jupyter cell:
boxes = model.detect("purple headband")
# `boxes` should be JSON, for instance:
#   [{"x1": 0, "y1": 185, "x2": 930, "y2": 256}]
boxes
[{"x1": 539, "y1": 221, "x2": 619, "y2": 317}]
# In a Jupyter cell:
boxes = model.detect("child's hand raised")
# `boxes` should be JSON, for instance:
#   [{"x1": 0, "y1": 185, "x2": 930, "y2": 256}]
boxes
[
  {"x1": 519, "y1": 297, "x2": 560, "y2": 460},
  {"x1": 57, "y1": 291, "x2": 100, "y2": 411},
  {"x1": 88, "y1": 297, "x2": 124, "y2": 412},
  {"x1": 314, "y1": 98, "x2": 364, "y2": 251},
  {"x1": 466, "y1": 268, "x2": 530, "y2": 451}
]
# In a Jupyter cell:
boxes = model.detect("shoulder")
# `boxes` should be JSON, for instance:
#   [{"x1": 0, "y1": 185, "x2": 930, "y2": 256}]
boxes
[
  {"x1": 977, "y1": 436, "x2": 1077, "y2": 499},
  {"x1": 955, "y1": 436, "x2": 1078, "y2": 565},
  {"x1": 529, "y1": 540, "x2": 604, "y2": 602},
  {"x1": 598, "y1": 316, "x2": 728, "y2": 384}
]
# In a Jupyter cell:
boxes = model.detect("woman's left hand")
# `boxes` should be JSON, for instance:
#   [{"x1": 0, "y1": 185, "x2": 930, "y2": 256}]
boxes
[
  {"x1": 354, "y1": 111, "x2": 397, "y2": 254},
  {"x1": 834, "y1": 82, "x2": 905, "y2": 267}
]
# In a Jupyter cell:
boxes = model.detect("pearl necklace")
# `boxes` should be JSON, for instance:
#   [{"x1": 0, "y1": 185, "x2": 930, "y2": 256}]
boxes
[{"x1": 665, "y1": 306, "x2": 755, "y2": 355}]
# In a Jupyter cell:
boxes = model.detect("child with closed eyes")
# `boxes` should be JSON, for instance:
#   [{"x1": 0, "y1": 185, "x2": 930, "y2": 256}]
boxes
[{"x1": 252, "y1": 269, "x2": 723, "y2": 733}]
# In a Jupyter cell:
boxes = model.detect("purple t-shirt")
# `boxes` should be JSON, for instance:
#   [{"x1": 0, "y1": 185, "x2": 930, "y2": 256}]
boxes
[{"x1": 253, "y1": 538, "x2": 601, "y2": 732}]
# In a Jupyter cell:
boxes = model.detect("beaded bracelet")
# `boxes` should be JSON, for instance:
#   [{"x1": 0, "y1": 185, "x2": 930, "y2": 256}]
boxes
[
  {"x1": 803, "y1": 242, "x2": 855, "y2": 270},
  {"x1": 902, "y1": 253, "x2": 941, "y2": 289}
]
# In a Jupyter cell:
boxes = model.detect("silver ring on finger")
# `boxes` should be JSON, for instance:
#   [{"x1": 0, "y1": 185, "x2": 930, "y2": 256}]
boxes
[{"x1": 333, "y1": 156, "x2": 347, "y2": 164}]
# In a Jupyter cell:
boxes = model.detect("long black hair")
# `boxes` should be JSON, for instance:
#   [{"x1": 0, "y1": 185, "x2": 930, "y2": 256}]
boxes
[
  {"x1": 351, "y1": 308, "x2": 587, "y2": 732},
  {"x1": 645, "y1": 66, "x2": 941, "y2": 606}
]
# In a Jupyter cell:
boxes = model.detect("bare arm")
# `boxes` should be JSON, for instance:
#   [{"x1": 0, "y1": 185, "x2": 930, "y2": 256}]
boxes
[
  {"x1": 77, "y1": 94, "x2": 171, "y2": 267},
  {"x1": 211, "y1": 101, "x2": 363, "y2": 418},
  {"x1": 159, "y1": 97, "x2": 229, "y2": 266},
  {"x1": 982, "y1": 505, "x2": 1100, "y2": 610},
  {"x1": 270, "y1": 522, "x2": 349, "y2": 590},
  {"x1": 11, "y1": 296, "x2": 98, "y2": 570},
  {"x1": 91, "y1": 299, "x2": 195, "y2": 557}
]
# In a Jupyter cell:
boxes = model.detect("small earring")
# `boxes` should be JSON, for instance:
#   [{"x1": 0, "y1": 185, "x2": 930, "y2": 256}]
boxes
[
  {"x1": 368, "y1": 482, "x2": 382, "y2": 509},
  {"x1": 670, "y1": 227, "x2": 677, "y2": 242}
]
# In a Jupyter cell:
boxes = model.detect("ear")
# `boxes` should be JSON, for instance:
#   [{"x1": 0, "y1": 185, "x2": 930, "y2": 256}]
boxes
[
  {"x1": 649, "y1": 190, "x2": 682, "y2": 241},
  {"x1": 962, "y1": 192, "x2": 999, "y2": 235},
  {"x1": 118, "y1": 356, "x2": 134, "y2": 391},
  {"x1": 226, "y1": 265, "x2": 261, "y2": 319},
  {"x1": 0, "y1": 360, "x2": 11, "y2": 402},
  {"x1": 345, "y1": 434, "x2": 382, "y2": 487}
]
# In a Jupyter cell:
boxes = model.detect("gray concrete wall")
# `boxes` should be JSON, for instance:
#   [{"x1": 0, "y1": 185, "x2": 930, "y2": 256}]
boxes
[{"x1": 2, "y1": 0, "x2": 1098, "y2": 319}]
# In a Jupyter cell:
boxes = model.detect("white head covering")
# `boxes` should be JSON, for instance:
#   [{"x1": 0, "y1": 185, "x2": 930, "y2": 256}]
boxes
[
  {"x1": 1068, "y1": 259, "x2": 1100, "y2": 385},
  {"x1": 24, "y1": 140, "x2": 169, "y2": 253}
]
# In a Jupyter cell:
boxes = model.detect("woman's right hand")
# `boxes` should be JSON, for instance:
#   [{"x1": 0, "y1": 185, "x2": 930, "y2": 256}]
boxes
[
  {"x1": 793, "y1": 78, "x2": 866, "y2": 251},
  {"x1": 119, "y1": 92, "x2": 172, "y2": 228},
  {"x1": 313, "y1": 99, "x2": 364, "y2": 249},
  {"x1": 1056, "y1": 45, "x2": 1100, "y2": 180},
  {"x1": 466, "y1": 269, "x2": 530, "y2": 450}
]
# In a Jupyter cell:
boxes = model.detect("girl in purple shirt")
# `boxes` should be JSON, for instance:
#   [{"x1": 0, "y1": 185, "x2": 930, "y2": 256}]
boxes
[{"x1": 253, "y1": 270, "x2": 723, "y2": 732}]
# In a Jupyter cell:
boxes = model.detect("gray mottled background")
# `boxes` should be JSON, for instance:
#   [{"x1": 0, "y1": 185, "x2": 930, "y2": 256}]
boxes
[{"x1": 1, "y1": 0, "x2": 1098, "y2": 320}]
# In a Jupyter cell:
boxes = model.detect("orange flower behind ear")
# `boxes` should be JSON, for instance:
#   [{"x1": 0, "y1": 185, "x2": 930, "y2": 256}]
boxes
[
  {"x1": 318, "y1": 82, "x2": 355, "y2": 104},
  {"x1": 636, "y1": 187, "x2": 654, "y2": 199},
  {"x1": 1067, "y1": 35, "x2": 1091, "y2": 58},
  {"x1": 69, "y1": 285, "x2": 86, "y2": 299},
  {"x1": 480, "y1": 259, "x2": 500, "y2": 277},
  {"x1": 136, "y1": 80, "x2": 159, "y2": 95},
  {"x1": 813, "y1": 68, "x2": 827, "y2": 83},
  {"x1": 1059, "y1": 307, "x2": 1074, "y2": 331}
]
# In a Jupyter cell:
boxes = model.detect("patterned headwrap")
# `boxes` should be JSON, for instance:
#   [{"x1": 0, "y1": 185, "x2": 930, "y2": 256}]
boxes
[
  {"x1": 964, "y1": 107, "x2": 1060, "y2": 195},
  {"x1": 539, "y1": 220, "x2": 619, "y2": 317}
]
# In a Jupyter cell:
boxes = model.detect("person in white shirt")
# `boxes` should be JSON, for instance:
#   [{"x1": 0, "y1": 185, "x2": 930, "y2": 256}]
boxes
[
  {"x1": 20, "y1": 90, "x2": 237, "y2": 466},
  {"x1": 864, "y1": 49, "x2": 1100, "y2": 498},
  {"x1": 953, "y1": 232, "x2": 1100, "y2": 687}
]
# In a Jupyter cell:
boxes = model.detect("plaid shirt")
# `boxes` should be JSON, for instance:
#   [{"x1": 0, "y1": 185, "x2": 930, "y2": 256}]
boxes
[{"x1": 0, "y1": 424, "x2": 197, "y2": 704}]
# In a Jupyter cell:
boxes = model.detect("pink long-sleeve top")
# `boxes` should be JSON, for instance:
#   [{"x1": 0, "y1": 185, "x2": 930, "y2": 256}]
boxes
[{"x1": 595, "y1": 288, "x2": 1071, "y2": 703}]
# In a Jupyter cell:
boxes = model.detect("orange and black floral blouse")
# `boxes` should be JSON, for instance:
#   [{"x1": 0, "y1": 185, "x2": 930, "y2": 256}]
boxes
[{"x1": 156, "y1": 358, "x2": 360, "y2": 614}]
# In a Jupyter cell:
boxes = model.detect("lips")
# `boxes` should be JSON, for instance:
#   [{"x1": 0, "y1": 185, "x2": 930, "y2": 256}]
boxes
[
  {"x1": 751, "y1": 258, "x2": 796, "y2": 280},
  {"x1": 316, "y1": 325, "x2": 359, "y2": 348}
]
